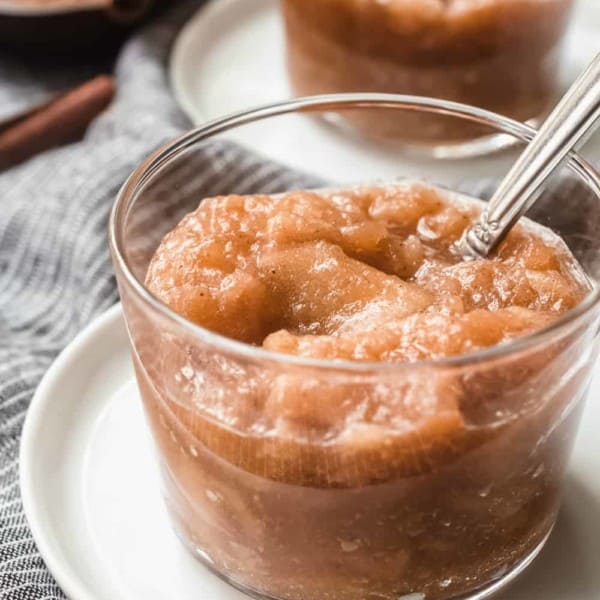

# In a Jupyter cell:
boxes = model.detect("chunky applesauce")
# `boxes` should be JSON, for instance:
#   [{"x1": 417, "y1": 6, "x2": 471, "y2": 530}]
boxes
[
  {"x1": 282, "y1": 0, "x2": 575, "y2": 143},
  {"x1": 140, "y1": 183, "x2": 591, "y2": 599}
]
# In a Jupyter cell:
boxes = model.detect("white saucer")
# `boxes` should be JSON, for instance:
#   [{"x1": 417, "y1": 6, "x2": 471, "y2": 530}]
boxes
[
  {"x1": 0, "y1": 1, "x2": 101, "y2": 16},
  {"x1": 170, "y1": 0, "x2": 600, "y2": 186},
  {"x1": 19, "y1": 303, "x2": 600, "y2": 599}
]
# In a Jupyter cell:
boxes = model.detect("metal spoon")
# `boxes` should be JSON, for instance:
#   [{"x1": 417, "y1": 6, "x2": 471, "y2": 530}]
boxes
[{"x1": 458, "y1": 53, "x2": 600, "y2": 260}]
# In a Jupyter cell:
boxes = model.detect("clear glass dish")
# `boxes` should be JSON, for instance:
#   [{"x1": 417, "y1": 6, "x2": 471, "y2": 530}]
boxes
[
  {"x1": 109, "y1": 95, "x2": 600, "y2": 600},
  {"x1": 281, "y1": 0, "x2": 576, "y2": 158}
]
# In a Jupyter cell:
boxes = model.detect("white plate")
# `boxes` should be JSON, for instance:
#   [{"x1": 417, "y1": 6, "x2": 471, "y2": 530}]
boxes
[
  {"x1": 170, "y1": 0, "x2": 600, "y2": 186},
  {"x1": 0, "y1": 0, "x2": 107, "y2": 16},
  {"x1": 19, "y1": 303, "x2": 600, "y2": 599}
]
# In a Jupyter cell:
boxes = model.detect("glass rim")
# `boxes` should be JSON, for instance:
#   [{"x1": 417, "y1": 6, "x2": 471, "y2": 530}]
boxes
[{"x1": 109, "y1": 93, "x2": 600, "y2": 373}]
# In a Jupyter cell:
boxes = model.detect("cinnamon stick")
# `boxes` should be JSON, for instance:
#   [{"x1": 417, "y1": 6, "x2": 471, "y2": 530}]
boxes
[{"x1": 0, "y1": 75, "x2": 115, "y2": 171}]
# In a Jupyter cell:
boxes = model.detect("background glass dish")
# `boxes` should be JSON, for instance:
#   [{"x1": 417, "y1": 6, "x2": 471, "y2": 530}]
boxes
[
  {"x1": 110, "y1": 95, "x2": 600, "y2": 600},
  {"x1": 281, "y1": 0, "x2": 577, "y2": 158}
]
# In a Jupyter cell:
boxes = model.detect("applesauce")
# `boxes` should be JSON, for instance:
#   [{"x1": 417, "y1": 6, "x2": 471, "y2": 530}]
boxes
[
  {"x1": 281, "y1": 0, "x2": 575, "y2": 144},
  {"x1": 135, "y1": 182, "x2": 593, "y2": 599}
]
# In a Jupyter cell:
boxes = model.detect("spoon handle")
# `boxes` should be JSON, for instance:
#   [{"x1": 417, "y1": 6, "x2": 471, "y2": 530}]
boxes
[{"x1": 459, "y1": 53, "x2": 600, "y2": 259}]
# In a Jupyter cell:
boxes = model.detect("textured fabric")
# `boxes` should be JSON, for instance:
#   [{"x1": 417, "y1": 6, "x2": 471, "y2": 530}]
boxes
[{"x1": 0, "y1": 3, "x2": 319, "y2": 598}]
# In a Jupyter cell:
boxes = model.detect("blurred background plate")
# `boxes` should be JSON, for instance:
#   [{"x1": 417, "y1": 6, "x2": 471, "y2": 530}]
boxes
[
  {"x1": 0, "y1": 0, "x2": 157, "y2": 47},
  {"x1": 170, "y1": 0, "x2": 600, "y2": 187},
  {"x1": 0, "y1": 0, "x2": 109, "y2": 15}
]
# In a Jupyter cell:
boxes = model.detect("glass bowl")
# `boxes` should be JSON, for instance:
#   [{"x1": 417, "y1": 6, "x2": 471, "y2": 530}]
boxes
[
  {"x1": 109, "y1": 94, "x2": 600, "y2": 600},
  {"x1": 280, "y1": 0, "x2": 576, "y2": 158}
]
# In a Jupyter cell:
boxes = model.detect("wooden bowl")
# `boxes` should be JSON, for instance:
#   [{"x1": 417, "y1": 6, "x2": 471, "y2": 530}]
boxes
[{"x1": 0, "y1": 0, "x2": 160, "y2": 48}]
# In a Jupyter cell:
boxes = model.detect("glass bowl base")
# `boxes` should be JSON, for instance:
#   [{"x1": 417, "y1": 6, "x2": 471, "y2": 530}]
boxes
[{"x1": 172, "y1": 518, "x2": 553, "y2": 600}]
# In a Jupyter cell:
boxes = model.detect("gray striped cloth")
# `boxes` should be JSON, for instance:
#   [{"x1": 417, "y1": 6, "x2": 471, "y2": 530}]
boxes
[{"x1": 0, "y1": 3, "x2": 319, "y2": 598}]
